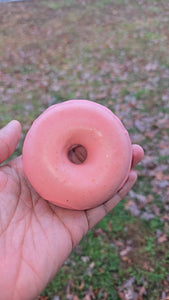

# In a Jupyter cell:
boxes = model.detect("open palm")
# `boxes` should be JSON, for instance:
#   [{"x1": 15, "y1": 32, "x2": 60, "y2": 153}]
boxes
[{"x1": 0, "y1": 121, "x2": 144, "y2": 300}]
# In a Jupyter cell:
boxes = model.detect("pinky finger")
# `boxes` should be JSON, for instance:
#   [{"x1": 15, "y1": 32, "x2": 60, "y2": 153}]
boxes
[
  {"x1": 104, "y1": 170, "x2": 137, "y2": 214},
  {"x1": 86, "y1": 171, "x2": 137, "y2": 229}
]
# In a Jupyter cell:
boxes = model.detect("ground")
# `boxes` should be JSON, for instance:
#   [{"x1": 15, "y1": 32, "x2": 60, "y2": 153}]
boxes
[{"x1": 0, "y1": 0, "x2": 169, "y2": 299}]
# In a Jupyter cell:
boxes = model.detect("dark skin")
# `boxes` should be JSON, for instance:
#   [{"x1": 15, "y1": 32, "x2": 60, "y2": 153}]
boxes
[{"x1": 0, "y1": 120, "x2": 144, "y2": 300}]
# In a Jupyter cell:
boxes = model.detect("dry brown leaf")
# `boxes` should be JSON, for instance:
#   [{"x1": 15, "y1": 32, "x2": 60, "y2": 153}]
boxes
[
  {"x1": 94, "y1": 228, "x2": 106, "y2": 237},
  {"x1": 115, "y1": 240, "x2": 124, "y2": 247},
  {"x1": 158, "y1": 233, "x2": 168, "y2": 244},
  {"x1": 103, "y1": 292, "x2": 108, "y2": 299},
  {"x1": 155, "y1": 171, "x2": 164, "y2": 181},
  {"x1": 157, "y1": 118, "x2": 169, "y2": 129},
  {"x1": 138, "y1": 285, "x2": 147, "y2": 299},
  {"x1": 120, "y1": 246, "x2": 132, "y2": 257},
  {"x1": 143, "y1": 262, "x2": 154, "y2": 272},
  {"x1": 66, "y1": 278, "x2": 74, "y2": 294},
  {"x1": 89, "y1": 262, "x2": 95, "y2": 269},
  {"x1": 151, "y1": 204, "x2": 160, "y2": 216},
  {"x1": 121, "y1": 256, "x2": 132, "y2": 264},
  {"x1": 125, "y1": 200, "x2": 135, "y2": 209},
  {"x1": 147, "y1": 194, "x2": 154, "y2": 203},
  {"x1": 78, "y1": 280, "x2": 85, "y2": 290},
  {"x1": 145, "y1": 129, "x2": 158, "y2": 139},
  {"x1": 162, "y1": 214, "x2": 169, "y2": 221},
  {"x1": 99, "y1": 267, "x2": 105, "y2": 274},
  {"x1": 118, "y1": 291, "x2": 127, "y2": 300},
  {"x1": 108, "y1": 221, "x2": 112, "y2": 232},
  {"x1": 83, "y1": 295, "x2": 91, "y2": 300},
  {"x1": 73, "y1": 296, "x2": 80, "y2": 300}
]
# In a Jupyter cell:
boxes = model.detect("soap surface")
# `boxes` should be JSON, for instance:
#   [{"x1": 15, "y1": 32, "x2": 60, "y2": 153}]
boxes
[{"x1": 22, "y1": 100, "x2": 132, "y2": 210}]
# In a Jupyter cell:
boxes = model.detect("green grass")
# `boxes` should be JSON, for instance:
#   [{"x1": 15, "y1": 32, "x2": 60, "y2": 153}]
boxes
[
  {"x1": 42, "y1": 0, "x2": 76, "y2": 10},
  {"x1": 158, "y1": 155, "x2": 169, "y2": 163},
  {"x1": 90, "y1": 0, "x2": 125, "y2": 8}
]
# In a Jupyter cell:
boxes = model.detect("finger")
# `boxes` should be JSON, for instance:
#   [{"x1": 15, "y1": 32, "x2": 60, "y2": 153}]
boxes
[
  {"x1": 86, "y1": 144, "x2": 143, "y2": 229},
  {"x1": 117, "y1": 170, "x2": 137, "y2": 199},
  {"x1": 131, "y1": 144, "x2": 144, "y2": 168},
  {"x1": 0, "y1": 120, "x2": 21, "y2": 164},
  {"x1": 86, "y1": 170, "x2": 137, "y2": 229}
]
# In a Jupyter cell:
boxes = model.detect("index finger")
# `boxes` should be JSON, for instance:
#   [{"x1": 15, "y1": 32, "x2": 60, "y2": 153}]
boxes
[{"x1": 0, "y1": 120, "x2": 21, "y2": 164}]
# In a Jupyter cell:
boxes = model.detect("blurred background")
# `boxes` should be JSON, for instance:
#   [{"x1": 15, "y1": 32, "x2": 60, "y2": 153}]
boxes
[{"x1": 0, "y1": 0, "x2": 169, "y2": 299}]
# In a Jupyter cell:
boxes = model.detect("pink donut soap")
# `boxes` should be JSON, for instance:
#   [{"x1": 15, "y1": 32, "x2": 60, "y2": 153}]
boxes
[{"x1": 22, "y1": 100, "x2": 132, "y2": 210}]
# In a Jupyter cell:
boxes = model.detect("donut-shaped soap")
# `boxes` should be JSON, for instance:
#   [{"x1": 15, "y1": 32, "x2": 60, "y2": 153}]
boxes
[{"x1": 22, "y1": 100, "x2": 132, "y2": 210}]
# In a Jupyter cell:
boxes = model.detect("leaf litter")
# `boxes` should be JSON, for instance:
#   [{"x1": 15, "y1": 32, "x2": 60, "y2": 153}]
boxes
[{"x1": 0, "y1": 0, "x2": 169, "y2": 299}]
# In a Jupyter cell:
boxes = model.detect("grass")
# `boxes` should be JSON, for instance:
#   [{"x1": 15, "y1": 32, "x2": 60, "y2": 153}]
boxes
[
  {"x1": 0, "y1": 0, "x2": 169, "y2": 299},
  {"x1": 42, "y1": 0, "x2": 76, "y2": 10}
]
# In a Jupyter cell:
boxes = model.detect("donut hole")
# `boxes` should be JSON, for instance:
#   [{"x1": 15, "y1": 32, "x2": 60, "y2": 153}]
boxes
[{"x1": 68, "y1": 144, "x2": 87, "y2": 165}]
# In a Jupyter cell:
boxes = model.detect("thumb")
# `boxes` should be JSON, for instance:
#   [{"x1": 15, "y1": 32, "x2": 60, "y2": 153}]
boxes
[{"x1": 0, "y1": 120, "x2": 21, "y2": 164}]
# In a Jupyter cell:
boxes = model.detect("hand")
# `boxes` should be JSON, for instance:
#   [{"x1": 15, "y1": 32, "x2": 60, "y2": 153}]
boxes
[{"x1": 0, "y1": 120, "x2": 144, "y2": 300}]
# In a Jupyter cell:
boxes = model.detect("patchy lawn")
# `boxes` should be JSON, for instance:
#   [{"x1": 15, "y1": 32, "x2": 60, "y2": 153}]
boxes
[{"x1": 0, "y1": 0, "x2": 169, "y2": 299}]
